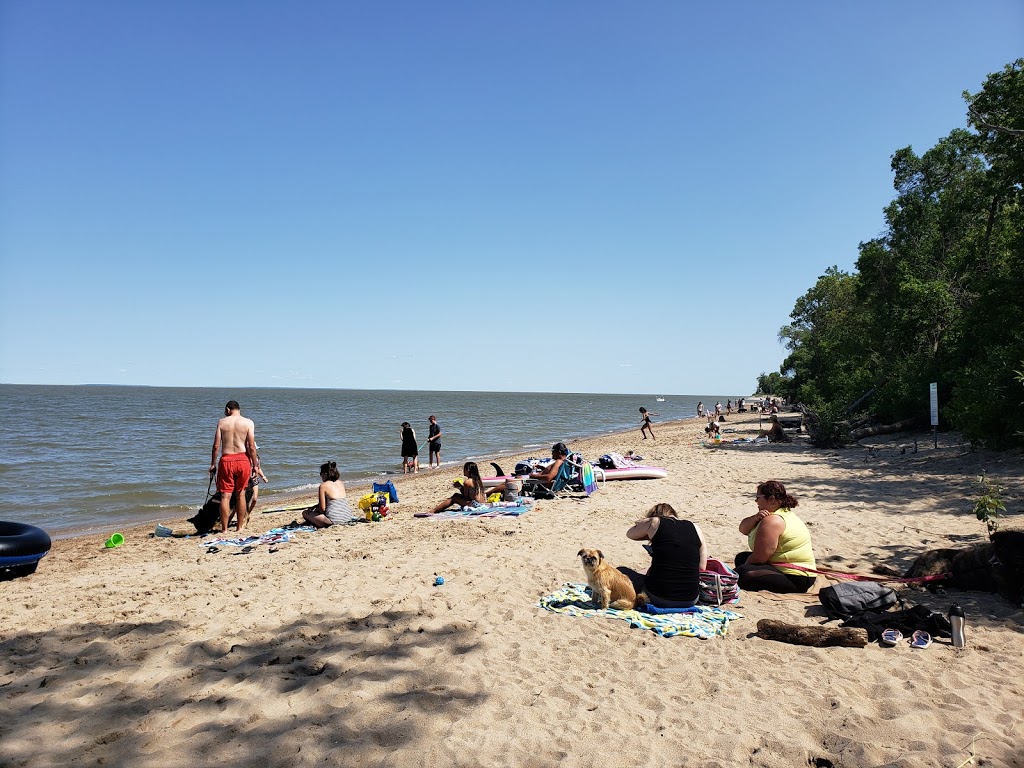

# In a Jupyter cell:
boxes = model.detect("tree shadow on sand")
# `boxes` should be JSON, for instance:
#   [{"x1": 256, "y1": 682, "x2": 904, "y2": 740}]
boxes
[{"x1": 0, "y1": 610, "x2": 487, "y2": 767}]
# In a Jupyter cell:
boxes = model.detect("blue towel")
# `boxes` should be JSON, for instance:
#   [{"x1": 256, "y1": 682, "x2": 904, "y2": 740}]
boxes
[{"x1": 643, "y1": 603, "x2": 701, "y2": 615}]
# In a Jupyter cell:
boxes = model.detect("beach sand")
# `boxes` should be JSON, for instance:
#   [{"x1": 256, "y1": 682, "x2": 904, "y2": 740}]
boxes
[{"x1": 2, "y1": 412, "x2": 1022, "y2": 767}]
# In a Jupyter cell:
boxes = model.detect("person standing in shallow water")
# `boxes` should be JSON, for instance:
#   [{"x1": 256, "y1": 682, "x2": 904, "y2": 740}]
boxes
[
  {"x1": 639, "y1": 407, "x2": 656, "y2": 439},
  {"x1": 400, "y1": 422, "x2": 419, "y2": 474},
  {"x1": 427, "y1": 415, "x2": 442, "y2": 469},
  {"x1": 210, "y1": 400, "x2": 257, "y2": 533}
]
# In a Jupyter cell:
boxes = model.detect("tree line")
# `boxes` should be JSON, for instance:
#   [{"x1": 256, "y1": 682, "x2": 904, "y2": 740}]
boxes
[{"x1": 759, "y1": 60, "x2": 1024, "y2": 448}]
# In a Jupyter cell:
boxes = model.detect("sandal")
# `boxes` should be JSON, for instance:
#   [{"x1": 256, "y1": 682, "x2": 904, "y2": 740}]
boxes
[
  {"x1": 909, "y1": 630, "x2": 932, "y2": 649},
  {"x1": 880, "y1": 628, "x2": 903, "y2": 647}
]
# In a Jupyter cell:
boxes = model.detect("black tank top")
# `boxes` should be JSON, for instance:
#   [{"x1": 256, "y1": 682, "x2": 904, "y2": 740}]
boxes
[{"x1": 644, "y1": 517, "x2": 701, "y2": 602}]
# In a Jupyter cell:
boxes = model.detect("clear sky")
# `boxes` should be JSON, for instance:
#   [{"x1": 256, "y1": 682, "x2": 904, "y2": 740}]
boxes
[{"x1": 1, "y1": 2, "x2": 1021, "y2": 395}]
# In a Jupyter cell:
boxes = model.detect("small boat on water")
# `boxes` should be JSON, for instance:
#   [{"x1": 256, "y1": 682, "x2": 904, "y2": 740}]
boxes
[{"x1": 655, "y1": 396, "x2": 666, "y2": 402}]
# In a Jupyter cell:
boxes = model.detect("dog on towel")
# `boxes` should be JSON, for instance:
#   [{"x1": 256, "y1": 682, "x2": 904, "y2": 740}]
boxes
[{"x1": 578, "y1": 548, "x2": 644, "y2": 610}]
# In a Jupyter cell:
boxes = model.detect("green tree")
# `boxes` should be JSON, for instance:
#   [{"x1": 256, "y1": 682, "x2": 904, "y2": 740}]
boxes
[
  {"x1": 778, "y1": 267, "x2": 873, "y2": 411},
  {"x1": 755, "y1": 371, "x2": 790, "y2": 396},
  {"x1": 772, "y1": 60, "x2": 1024, "y2": 447}
]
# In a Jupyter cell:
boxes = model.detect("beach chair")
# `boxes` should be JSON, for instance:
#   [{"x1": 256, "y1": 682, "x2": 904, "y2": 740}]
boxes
[{"x1": 550, "y1": 453, "x2": 600, "y2": 496}]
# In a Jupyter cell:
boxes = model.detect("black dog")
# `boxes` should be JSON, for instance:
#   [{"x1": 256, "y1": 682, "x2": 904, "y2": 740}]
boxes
[{"x1": 903, "y1": 530, "x2": 1024, "y2": 605}]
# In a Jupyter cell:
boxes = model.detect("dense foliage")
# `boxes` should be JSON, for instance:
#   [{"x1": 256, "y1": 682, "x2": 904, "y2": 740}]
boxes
[{"x1": 773, "y1": 60, "x2": 1024, "y2": 447}]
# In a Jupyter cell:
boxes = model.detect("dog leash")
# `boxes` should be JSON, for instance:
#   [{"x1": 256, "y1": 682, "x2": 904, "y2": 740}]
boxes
[{"x1": 774, "y1": 563, "x2": 951, "y2": 584}]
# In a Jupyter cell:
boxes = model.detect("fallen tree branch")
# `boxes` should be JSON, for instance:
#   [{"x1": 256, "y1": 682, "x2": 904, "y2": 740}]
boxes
[
  {"x1": 757, "y1": 619, "x2": 868, "y2": 648},
  {"x1": 850, "y1": 418, "x2": 919, "y2": 440}
]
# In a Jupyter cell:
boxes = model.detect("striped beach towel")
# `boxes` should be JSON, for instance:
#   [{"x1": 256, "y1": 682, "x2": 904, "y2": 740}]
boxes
[
  {"x1": 414, "y1": 500, "x2": 534, "y2": 519},
  {"x1": 538, "y1": 583, "x2": 742, "y2": 639},
  {"x1": 199, "y1": 525, "x2": 317, "y2": 549}
]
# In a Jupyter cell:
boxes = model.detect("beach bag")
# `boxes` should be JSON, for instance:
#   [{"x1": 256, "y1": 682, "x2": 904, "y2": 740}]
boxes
[
  {"x1": 598, "y1": 455, "x2": 616, "y2": 470},
  {"x1": 358, "y1": 492, "x2": 390, "y2": 517},
  {"x1": 819, "y1": 582, "x2": 898, "y2": 620},
  {"x1": 698, "y1": 558, "x2": 740, "y2": 606}
]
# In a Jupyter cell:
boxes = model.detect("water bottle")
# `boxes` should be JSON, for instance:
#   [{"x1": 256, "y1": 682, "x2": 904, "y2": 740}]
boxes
[{"x1": 949, "y1": 603, "x2": 966, "y2": 648}]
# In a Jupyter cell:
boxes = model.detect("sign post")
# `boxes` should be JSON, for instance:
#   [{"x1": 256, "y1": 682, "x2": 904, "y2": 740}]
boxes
[{"x1": 929, "y1": 382, "x2": 938, "y2": 448}]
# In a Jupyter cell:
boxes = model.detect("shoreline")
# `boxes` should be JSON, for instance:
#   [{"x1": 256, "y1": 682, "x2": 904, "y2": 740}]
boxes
[
  {"x1": 40, "y1": 397, "x2": 757, "y2": 540},
  {"x1": 52, "y1": 410, "x2": 730, "y2": 541},
  {"x1": 5, "y1": 410, "x2": 1022, "y2": 766}
]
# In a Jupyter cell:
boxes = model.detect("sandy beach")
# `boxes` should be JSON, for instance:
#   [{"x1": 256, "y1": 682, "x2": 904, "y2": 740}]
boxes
[{"x1": 2, "y1": 412, "x2": 1022, "y2": 767}]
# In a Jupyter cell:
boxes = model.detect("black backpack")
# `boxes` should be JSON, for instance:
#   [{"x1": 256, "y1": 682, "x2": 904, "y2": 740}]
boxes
[{"x1": 819, "y1": 582, "x2": 898, "y2": 620}]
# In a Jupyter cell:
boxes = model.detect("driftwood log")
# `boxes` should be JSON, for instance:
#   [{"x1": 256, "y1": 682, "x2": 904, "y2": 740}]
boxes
[
  {"x1": 849, "y1": 418, "x2": 918, "y2": 441},
  {"x1": 756, "y1": 619, "x2": 868, "y2": 648}
]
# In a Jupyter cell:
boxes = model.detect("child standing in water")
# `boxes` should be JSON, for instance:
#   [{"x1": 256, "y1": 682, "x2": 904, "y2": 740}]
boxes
[
  {"x1": 400, "y1": 422, "x2": 419, "y2": 473},
  {"x1": 639, "y1": 407, "x2": 656, "y2": 440}
]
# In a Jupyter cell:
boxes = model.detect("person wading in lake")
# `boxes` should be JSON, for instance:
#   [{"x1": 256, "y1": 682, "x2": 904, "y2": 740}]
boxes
[{"x1": 210, "y1": 400, "x2": 258, "y2": 533}]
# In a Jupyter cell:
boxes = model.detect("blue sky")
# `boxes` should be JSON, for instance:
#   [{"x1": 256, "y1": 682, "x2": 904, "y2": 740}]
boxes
[{"x1": 1, "y1": 2, "x2": 1021, "y2": 395}]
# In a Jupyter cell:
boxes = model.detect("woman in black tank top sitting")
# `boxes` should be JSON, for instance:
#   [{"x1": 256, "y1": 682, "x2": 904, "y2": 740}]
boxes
[{"x1": 622, "y1": 503, "x2": 708, "y2": 608}]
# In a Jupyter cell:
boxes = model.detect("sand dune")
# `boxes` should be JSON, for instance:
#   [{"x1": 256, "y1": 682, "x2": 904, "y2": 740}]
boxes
[{"x1": 2, "y1": 412, "x2": 1022, "y2": 767}]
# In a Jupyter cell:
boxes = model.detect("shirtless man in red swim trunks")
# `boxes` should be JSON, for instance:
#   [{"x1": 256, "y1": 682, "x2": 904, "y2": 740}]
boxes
[{"x1": 210, "y1": 400, "x2": 258, "y2": 533}]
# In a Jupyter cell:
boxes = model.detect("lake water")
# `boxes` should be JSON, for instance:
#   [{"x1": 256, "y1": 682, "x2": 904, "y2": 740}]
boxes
[{"x1": 0, "y1": 385, "x2": 730, "y2": 536}]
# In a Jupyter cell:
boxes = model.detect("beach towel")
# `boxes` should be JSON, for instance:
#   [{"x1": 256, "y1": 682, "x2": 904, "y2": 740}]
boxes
[
  {"x1": 538, "y1": 583, "x2": 742, "y2": 639},
  {"x1": 414, "y1": 500, "x2": 534, "y2": 519},
  {"x1": 199, "y1": 525, "x2": 317, "y2": 549},
  {"x1": 579, "y1": 462, "x2": 598, "y2": 495},
  {"x1": 702, "y1": 438, "x2": 769, "y2": 449}
]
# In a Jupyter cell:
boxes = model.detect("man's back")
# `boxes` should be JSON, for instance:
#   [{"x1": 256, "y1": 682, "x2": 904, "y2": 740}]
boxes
[{"x1": 218, "y1": 413, "x2": 254, "y2": 456}]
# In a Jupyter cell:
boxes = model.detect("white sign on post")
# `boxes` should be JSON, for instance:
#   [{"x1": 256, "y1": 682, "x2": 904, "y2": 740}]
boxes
[{"x1": 929, "y1": 382, "x2": 938, "y2": 426}]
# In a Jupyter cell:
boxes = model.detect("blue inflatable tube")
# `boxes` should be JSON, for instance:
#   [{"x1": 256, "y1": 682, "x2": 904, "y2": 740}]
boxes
[{"x1": 0, "y1": 521, "x2": 51, "y2": 576}]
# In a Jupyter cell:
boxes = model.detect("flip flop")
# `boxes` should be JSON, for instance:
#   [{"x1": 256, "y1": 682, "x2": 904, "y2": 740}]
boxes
[
  {"x1": 205, "y1": 546, "x2": 220, "y2": 554},
  {"x1": 880, "y1": 628, "x2": 903, "y2": 646},
  {"x1": 234, "y1": 545, "x2": 256, "y2": 555},
  {"x1": 909, "y1": 630, "x2": 932, "y2": 649}
]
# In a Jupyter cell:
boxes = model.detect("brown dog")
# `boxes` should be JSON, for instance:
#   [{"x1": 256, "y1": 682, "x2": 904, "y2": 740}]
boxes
[{"x1": 577, "y1": 548, "x2": 641, "y2": 610}]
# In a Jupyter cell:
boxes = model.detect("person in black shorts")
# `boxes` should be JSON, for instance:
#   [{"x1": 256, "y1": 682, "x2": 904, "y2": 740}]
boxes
[{"x1": 427, "y1": 415, "x2": 442, "y2": 469}]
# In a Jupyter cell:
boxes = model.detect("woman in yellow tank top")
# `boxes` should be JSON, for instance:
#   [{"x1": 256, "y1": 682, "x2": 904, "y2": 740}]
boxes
[{"x1": 734, "y1": 480, "x2": 816, "y2": 593}]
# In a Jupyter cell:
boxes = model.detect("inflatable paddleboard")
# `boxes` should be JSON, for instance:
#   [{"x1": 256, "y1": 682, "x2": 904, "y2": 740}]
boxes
[
  {"x1": 599, "y1": 466, "x2": 668, "y2": 481},
  {"x1": 482, "y1": 466, "x2": 667, "y2": 487}
]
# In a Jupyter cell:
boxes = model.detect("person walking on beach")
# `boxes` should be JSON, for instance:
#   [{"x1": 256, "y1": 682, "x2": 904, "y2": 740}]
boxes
[
  {"x1": 639, "y1": 407, "x2": 656, "y2": 440},
  {"x1": 427, "y1": 415, "x2": 443, "y2": 469},
  {"x1": 400, "y1": 422, "x2": 419, "y2": 474},
  {"x1": 210, "y1": 400, "x2": 258, "y2": 533}
]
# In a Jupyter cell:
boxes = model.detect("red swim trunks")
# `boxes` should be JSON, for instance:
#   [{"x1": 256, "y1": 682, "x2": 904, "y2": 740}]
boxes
[{"x1": 217, "y1": 453, "x2": 252, "y2": 495}]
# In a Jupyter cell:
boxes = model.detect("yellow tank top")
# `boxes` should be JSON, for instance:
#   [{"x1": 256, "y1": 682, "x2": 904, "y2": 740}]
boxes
[{"x1": 746, "y1": 508, "x2": 816, "y2": 576}]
